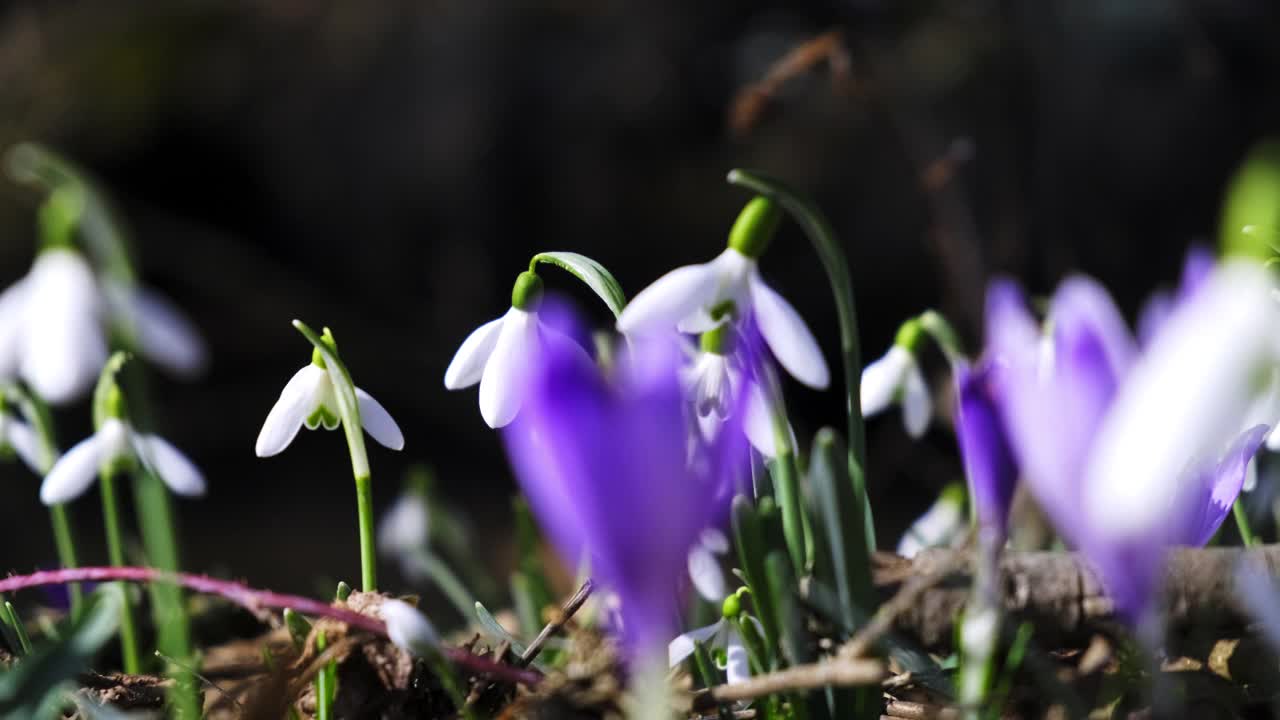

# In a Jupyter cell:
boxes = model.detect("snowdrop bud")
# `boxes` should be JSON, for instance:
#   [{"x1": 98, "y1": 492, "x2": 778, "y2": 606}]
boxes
[
  {"x1": 510, "y1": 271, "x2": 544, "y2": 311},
  {"x1": 382, "y1": 599, "x2": 440, "y2": 656},
  {"x1": 727, "y1": 196, "x2": 782, "y2": 259},
  {"x1": 720, "y1": 592, "x2": 741, "y2": 620},
  {"x1": 37, "y1": 186, "x2": 82, "y2": 251}
]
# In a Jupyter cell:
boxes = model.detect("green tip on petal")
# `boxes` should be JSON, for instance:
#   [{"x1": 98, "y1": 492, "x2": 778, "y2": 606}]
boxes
[
  {"x1": 939, "y1": 481, "x2": 967, "y2": 508},
  {"x1": 511, "y1": 270, "x2": 545, "y2": 311},
  {"x1": 894, "y1": 317, "x2": 925, "y2": 353},
  {"x1": 104, "y1": 385, "x2": 127, "y2": 420},
  {"x1": 727, "y1": 195, "x2": 782, "y2": 259},
  {"x1": 700, "y1": 324, "x2": 735, "y2": 355}
]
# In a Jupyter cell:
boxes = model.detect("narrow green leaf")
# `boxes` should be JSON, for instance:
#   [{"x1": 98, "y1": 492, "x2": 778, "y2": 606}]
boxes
[
  {"x1": 764, "y1": 551, "x2": 828, "y2": 720},
  {"x1": 408, "y1": 551, "x2": 476, "y2": 622},
  {"x1": 3, "y1": 603, "x2": 31, "y2": 655},
  {"x1": 314, "y1": 631, "x2": 335, "y2": 720},
  {"x1": 283, "y1": 609, "x2": 312, "y2": 650},
  {"x1": 474, "y1": 602, "x2": 528, "y2": 657},
  {"x1": 530, "y1": 251, "x2": 627, "y2": 318},
  {"x1": 731, "y1": 496, "x2": 779, "y2": 665},
  {"x1": 509, "y1": 572, "x2": 541, "y2": 652},
  {"x1": 807, "y1": 429, "x2": 874, "y2": 629}
]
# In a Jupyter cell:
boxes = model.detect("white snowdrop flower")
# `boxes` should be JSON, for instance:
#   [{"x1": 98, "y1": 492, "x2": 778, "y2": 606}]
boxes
[
  {"x1": 102, "y1": 280, "x2": 208, "y2": 378},
  {"x1": 40, "y1": 416, "x2": 205, "y2": 506},
  {"x1": 444, "y1": 271, "x2": 591, "y2": 428},
  {"x1": 687, "y1": 528, "x2": 730, "y2": 603},
  {"x1": 378, "y1": 491, "x2": 430, "y2": 557},
  {"x1": 382, "y1": 598, "x2": 441, "y2": 656},
  {"x1": 256, "y1": 347, "x2": 404, "y2": 458},
  {"x1": 680, "y1": 327, "x2": 788, "y2": 458},
  {"x1": 0, "y1": 403, "x2": 41, "y2": 474},
  {"x1": 0, "y1": 248, "x2": 108, "y2": 404},
  {"x1": 896, "y1": 483, "x2": 966, "y2": 558},
  {"x1": 861, "y1": 332, "x2": 931, "y2": 438},
  {"x1": 668, "y1": 594, "x2": 759, "y2": 687},
  {"x1": 1084, "y1": 261, "x2": 1280, "y2": 545},
  {"x1": 616, "y1": 198, "x2": 830, "y2": 391}
]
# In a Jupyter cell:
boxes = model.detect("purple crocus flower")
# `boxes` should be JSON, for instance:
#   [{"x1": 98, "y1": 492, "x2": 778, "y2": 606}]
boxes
[
  {"x1": 953, "y1": 360, "x2": 1017, "y2": 544},
  {"x1": 1136, "y1": 245, "x2": 1215, "y2": 346},
  {"x1": 503, "y1": 306, "x2": 747, "y2": 657},
  {"x1": 986, "y1": 263, "x2": 1273, "y2": 623}
]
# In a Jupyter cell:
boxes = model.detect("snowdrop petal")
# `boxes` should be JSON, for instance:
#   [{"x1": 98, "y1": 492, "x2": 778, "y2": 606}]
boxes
[
  {"x1": 256, "y1": 365, "x2": 325, "y2": 457},
  {"x1": 749, "y1": 273, "x2": 829, "y2": 389},
  {"x1": 743, "y1": 382, "x2": 779, "y2": 457},
  {"x1": 4, "y1": 418, "x2": 44, "y2": 474},
  {"x1": 724, "y1": 629, "x2": 751, "y2": 685},
  {"x1": 688, "y1": 544, "x2": 726, "y2": 603},
  {"x1": 40, "y1": 432, "x2": 107, "y2": 505},
  {"x1": 667, "y1": 621, "x2": 723, "y2": 668},
  {"x1": 136, "y1": 434, "x2": 206, "y2": 497},
  {"x1": 479, "y1": 308, "x2": 537, "y2": 428},
  {"x1": 618, "y1": 262, "x2": 723, "y2": 338},
  {"x1": 699, "y1": 527, "x2": 730, "y2": 555},
  {"x1": 0, "y1": 278, "x2": 28, "y2": 379},
  {"x1": 382, "y1": 599, "x2": 440, "y2": 655},
  {"x1": 895, "y1": 489, "x2": 965, "y2": 558},
  {"x1": 378, "y1": 493, "x2": 430, "y2": 555},
  {"x1": 901, "y1": 363, "x2": 932, "y2": 438},
  {"x1": 444, "y1": 316, "x2": 504, "y2": 390},
  {"x1": 125, "y1": 286, "x2": 208, "y2": 377},
  {"x1": 860, "y1": 346, "x2": 912, "y2": 417},
  {"x1": 356, "y1": 387, "x2": 404, "y2": 450},
  {"x1": 21, "y1": 251, "x2": 106, "y2": 404}
]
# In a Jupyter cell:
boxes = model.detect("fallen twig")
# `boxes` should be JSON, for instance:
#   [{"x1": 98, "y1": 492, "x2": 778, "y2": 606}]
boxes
[
  {"x1": 692, "y1": 657, "x2": 885, "y2": 711},
  {"x1": 519, "y1": 578, "x2": 593, "y2": 667}
]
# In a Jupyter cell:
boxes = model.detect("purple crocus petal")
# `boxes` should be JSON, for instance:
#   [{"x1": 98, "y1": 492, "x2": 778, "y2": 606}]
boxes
[
  {"x1": 1174, "y1": 424, "x2": 1269, "y2": 547},
  {"x1": 1175, "y1": 244, "x2": 1215, "y2": 303},
  {"x1": 504, "y1": 315, "x2": 744, "y2": 656},
  {"x1": 1082, "y1": 538, "x2": 1164, "y2": 625},
  {"x1": 1050, "y1": 276, "x2": 1137, "y2": 381},
  {"x1": 953, "y1": 361, "x2": 1018, "y2": 541},
  {"x1": 1135, "y1": 291, "x2": 1172, "y2": 348}
]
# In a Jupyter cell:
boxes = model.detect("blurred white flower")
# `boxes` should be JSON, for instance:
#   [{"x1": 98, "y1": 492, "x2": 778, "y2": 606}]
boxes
[
  {"x1": 382, "y1": 598, "x2": 440, "y2": 656},
  {"x1": 861, "y1": 345, "x2": 931, "y2": 438},
  {"x1": 40, "y1": 417, "x2": 205, "y2": 505},
  {"x1": 0, "y1": 404, "x2": 40, "y2": 473},
  {"x1": 378, "y1": 491, "x2": 431, "y2": 557}
]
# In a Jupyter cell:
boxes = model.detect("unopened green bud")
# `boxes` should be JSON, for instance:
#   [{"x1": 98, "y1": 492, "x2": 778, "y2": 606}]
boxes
[
  {"x1": 700, "y1": 324, "x2": 735, "y2": 355},
  {"x1": 720, "y1": 592, "x2": 741, "y2": 619},
  {"x1": 894, "y1": 318, "x2": 925, "y2": 353},
  {"x1": 511, "y1": 271, "x2": 544, "y2": 311},
  {"x1": 727, "y1": 196, "x2": 782, "y2": 259},
  {"x1": 104, "y1": 385, "x2": 126, "y2": 420},
  {"x1": 37, "y1": 187, "x2": 83, "y2": 252}
]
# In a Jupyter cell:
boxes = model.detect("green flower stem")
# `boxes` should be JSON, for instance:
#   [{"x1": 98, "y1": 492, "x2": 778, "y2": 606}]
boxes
[
  {"x1": 917, "y1": 309, "x2": 966, "y2": 365},
  {"x1": 293, "y1": 321, "x2": 377, "y2": 591},
  {"x1": 315, "y1": 631, "x2": 335, "y2": 720},
  {"x1": 1233, "y1": 498, "x2": 1257, "y2": 547},
  {"x1": 726, "y1": 169, "x2": 877, "y2": 553},
  {"x1": 763, "y1": 372, "x2": 808, "y2": 575},
  {"x1": 99, "y1": 465, "x2": 141, "y2": 675},
  {"x1": 47, "y1": 504, "x2": 83, "y2": 617},
  {"x1": 410, "y1": 551, "x2": 476, "y2": 622},
  {"x1": 355, "y1": 473, "x2": 377, "y2": 591}
]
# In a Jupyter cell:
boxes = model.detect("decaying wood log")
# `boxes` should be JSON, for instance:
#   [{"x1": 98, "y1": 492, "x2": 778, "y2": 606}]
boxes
[{"x1": 877, "y1": 545, "x2": 1280, "y2": 649}]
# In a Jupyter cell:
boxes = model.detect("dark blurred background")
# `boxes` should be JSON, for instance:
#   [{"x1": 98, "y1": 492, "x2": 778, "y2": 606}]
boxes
[{"x1": 1, "y1": 0, "x2": 1278, "y2": 602}]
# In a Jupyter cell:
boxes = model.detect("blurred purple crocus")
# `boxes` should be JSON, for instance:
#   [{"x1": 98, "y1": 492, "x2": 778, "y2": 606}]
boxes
[
  {"x1": 503, "y1": 306, "x2": 746, "y2": 657},
  {"x1": 952, "y1": 360, "x2": 1017, "y2": 545},
  {"x1": 986, "y1": 262, "x2": 1275, "y2": 623}
]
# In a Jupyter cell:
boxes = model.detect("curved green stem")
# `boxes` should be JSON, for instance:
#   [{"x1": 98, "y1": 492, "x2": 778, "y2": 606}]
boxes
[
  {"x1": 99, "y1": 466, "x2": 141, "y2": 674},
  {"x1": 1233, "y1": 498, "x2": 1257, "y2": 547}
]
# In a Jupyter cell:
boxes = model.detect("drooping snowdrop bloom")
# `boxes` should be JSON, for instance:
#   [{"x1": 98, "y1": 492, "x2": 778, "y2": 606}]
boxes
[
  {"x1": 0, "y1": 393, "x2": 41, "y2": 474},
  {"x1": 616, "y1": 197, "x2": 830, "y2": 391},
  {"x1": 987, "y1": 263, "x2": 1275, "y2": 621},
  {"x1": 445, "y1": 271, "x2": 592, "y2": 428},
  {"x1": 896, "y1": 483, "x2": 967, "y2": 558},
  {"x1": 861, "y1": 320, "x2": 931, "y2": 438},
  {"x1": 0, "y1": 247, "x2": 108, "y2": 404},
  {"x1": 255, "y1": 340, "x2": 404, "y2": 458},
  {"x1": 381, "y1": 598, "x2": 441, "y2": 656},
  {"x1": 667, "y1": 592, "x2": 755, "y2": 687},
  {"x1": 377, "y1": 490, "x2": 430, "y2": 558},
  {"x1": 40, "y1": 390, "x2": 205, "y2": 505},
  {"x1": 953, "y1": 362, "x2": 1018, "y2": 543},
  {"x1": 680, "y1": 325, "x2": 783, "y2": 458},
  {"x1": 102, "y1": 279, "x2": 208, "y2": 378},
  {"x1": 686, "y1": 528, "x2": 731, "y2": 603},
  {"x1": 503, "y1": 311, "x2": 748, "y2": 657}
]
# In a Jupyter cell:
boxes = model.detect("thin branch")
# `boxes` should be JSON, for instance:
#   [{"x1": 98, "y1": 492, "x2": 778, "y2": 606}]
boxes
[
  {"x1": 0, "y1": 566, "x2": 541, "y2": 687},
  {"x1": 518, "y1": 578, "x2": 593, "y2": 667},
  {"x1": 692, "y1": 657, "x2": 885, "y2": 711}
]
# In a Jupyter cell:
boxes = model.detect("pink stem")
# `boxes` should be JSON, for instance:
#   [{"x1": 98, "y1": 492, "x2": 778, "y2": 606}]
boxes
[{"x1": 0, "y1": 566, "x2": 541, "y2": 686}]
